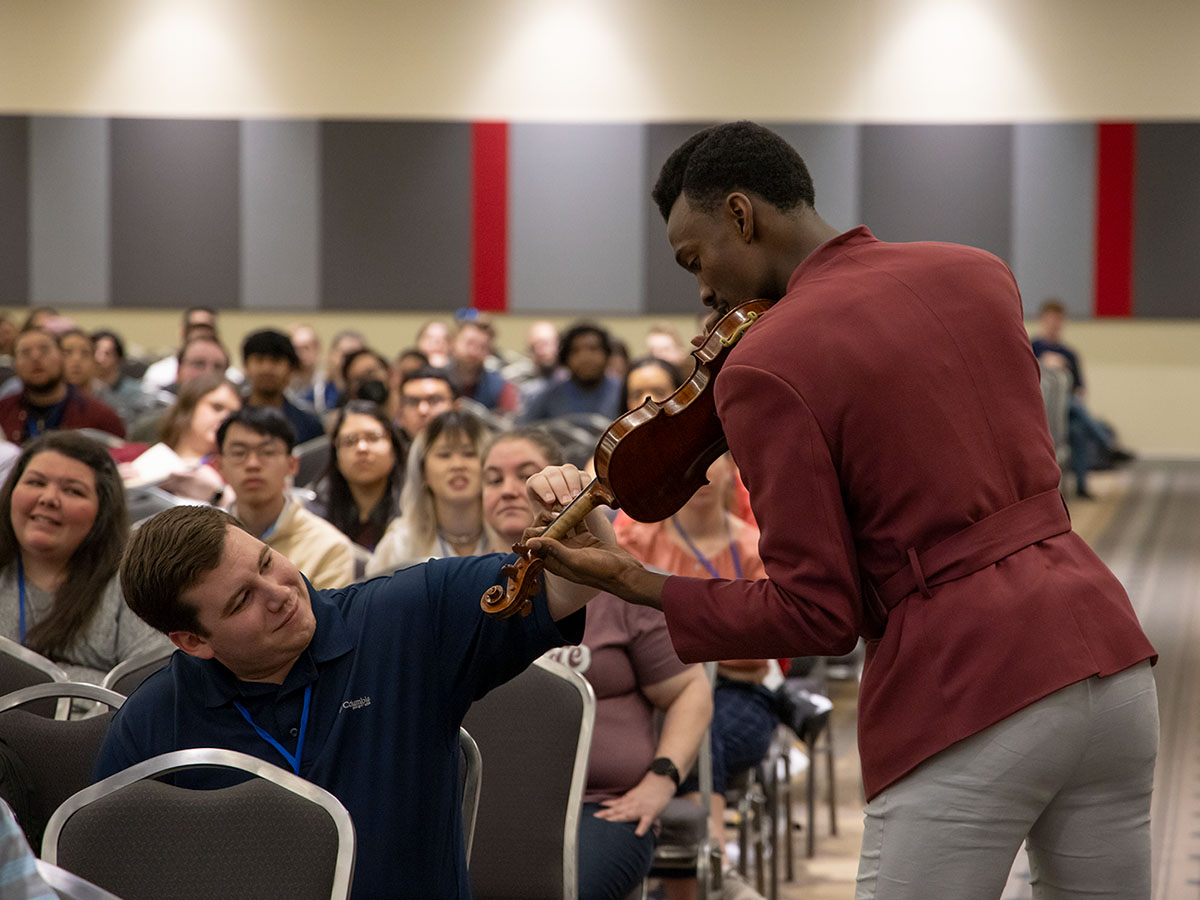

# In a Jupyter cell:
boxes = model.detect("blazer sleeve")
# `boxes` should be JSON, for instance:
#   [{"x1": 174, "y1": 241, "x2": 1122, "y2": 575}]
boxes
[{"x1": 661, "y1": 363, "x2": 862, "y2": 662}]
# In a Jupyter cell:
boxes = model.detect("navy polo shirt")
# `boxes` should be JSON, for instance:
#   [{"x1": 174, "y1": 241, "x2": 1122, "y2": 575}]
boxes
[{"x1": 96, "y1": 553, "x2": 584, "y2": 900}]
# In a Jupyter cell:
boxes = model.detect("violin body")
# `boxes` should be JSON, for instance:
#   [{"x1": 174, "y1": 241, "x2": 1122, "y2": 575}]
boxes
[{"x1": 481, "y1": 298, "x2": 774, "y2": 618}]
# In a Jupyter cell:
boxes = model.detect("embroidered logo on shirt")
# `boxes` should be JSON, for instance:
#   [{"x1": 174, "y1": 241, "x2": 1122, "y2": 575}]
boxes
[
  {"x1": 340, "y1": 696, "x2": 372, "y2": 711},
  {"x1": 542, "y1": 645, "x2": 591, "y2": 673}
]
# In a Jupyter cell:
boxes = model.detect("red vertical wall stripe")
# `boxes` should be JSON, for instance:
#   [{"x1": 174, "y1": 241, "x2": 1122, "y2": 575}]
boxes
[
  {"x1": 1093, "y1": 123, "x2": 1135, "y2": 317},
  {"x1": 471, "y1": 122, "x2": 508, "y2": 312}
]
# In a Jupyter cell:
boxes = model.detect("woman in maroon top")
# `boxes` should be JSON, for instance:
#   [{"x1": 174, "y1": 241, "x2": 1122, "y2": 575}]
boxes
[{"x1": 526, "y1": 123, "x2": 1157, "y2": 900}]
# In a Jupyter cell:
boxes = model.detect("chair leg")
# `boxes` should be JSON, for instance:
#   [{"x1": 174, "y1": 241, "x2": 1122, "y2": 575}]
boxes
[
  {"x1": 805, "y1": 739, "x2": 817, "y2": 858},
  {"x1": 782, "y1": 750, "x2": 795, "y2": 881},
  {"x1": 824, "y1": 725, "x2": 838, "y2": 837}
]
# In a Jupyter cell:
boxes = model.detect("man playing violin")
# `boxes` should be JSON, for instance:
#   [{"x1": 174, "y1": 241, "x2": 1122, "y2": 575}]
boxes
[{"x1": 525, "y1": 122, "x2": 1157, "y2": 900}]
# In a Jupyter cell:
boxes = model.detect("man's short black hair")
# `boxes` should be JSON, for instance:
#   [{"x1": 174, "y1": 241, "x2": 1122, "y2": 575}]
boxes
[
  {"x1": 217, "y1": 405, "x2": 298, "y2": 453},
  {"x1": 241, "y1": 329, "x2": 299, "y2": 368},
  {"x1": 400, "y1": 366, "x2": 458, "y2": 397},
  {"x1": 651, "y1": 121, "x2": 816, "y2": 222},
  {"x1": 557, "y1": 322, "x2": 612, "y2": 368}
]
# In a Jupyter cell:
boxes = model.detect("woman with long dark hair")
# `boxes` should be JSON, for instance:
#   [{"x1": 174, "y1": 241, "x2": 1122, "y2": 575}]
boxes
[
  {"x1": 0, "y1": 431, "x2": 170, "y2": 681},
  {"x1": 323, "y1": 400, "x2": 406, "y2": 551}
]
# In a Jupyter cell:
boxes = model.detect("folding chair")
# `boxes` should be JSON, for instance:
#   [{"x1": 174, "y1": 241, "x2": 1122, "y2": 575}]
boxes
[
  {"x1": 100, "y1": 647, "x2": 174, "y2": 698},
  {"x1": 0, "y1": 635, "x2": 67, "y2": 718}
]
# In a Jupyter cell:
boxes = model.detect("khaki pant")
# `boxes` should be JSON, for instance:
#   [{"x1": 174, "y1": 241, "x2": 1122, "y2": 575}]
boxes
[{"x1": 855, "y1": 661, "x2": 1158, "y2": 900}]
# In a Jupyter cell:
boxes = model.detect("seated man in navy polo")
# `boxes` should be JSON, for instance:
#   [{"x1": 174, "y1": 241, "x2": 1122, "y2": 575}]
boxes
[{"x1": 96, "y1": 501, "x2": 610, "y2": 900}]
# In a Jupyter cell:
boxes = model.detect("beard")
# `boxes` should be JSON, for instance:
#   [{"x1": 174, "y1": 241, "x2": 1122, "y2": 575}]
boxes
[{"x1": 22, "y1": 371, "x2": 64, "y2": 396}]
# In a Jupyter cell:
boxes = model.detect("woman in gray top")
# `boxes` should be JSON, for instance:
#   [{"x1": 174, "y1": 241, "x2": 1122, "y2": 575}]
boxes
[{"x1": 0, "y1": 431, "x2": 169, "y2": 683}]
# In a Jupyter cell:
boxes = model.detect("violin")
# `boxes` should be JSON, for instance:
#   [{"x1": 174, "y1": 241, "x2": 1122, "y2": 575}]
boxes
[{"x1": 480, "y1": 298, "x2": 774, "y2": 618}]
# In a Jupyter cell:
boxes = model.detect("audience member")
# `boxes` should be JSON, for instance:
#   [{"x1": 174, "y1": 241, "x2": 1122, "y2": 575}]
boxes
[
  {"x1": 92, "y1": 329, "x2": 156, "y2": 425},
  {"x1": 415, "y1": 320, "x2": 452, "y2": 370},
  {"x1": 0, "y1": 315, "x2": 17, "y2": 359},
  {"x1": 368, "y1": 409, "x2": 491, "y2": 573},
  {"x1": 624, "y1": 356, "x2": 683, "y2": 412},
  {"x1": 0, "y1": 328, "x2": 125, "y2": 443},
  {"x1": 126, "y1": 334, "x2": 233, "y2": 443},
  {"x1": 645, "y1": 323, "x2": 690, "y2": 369},
  {"x1": 606, "y1": 337, "x2": 630, "y2": 382},
  {"x1": 59, "y1": 329, "x2": 104, "y2": 397},
  {"x1": 0, "y1": 799, "x2": 56, "y2": 900},
  {"x1": 215, "y1": 407, "x2": 354, "y2": 591},
  {"x1": 241, "y1": 330, "x2": 324, "y2": 444},
  {"x1": 396, "y1": 366, "x2": 457, "y2": 446},
  {"x1": 122, "y1": 374, "x2": 242, "y2": 502},
  {"x1": 341, "y1": 348, "x2": 393, "y2": 412},
  {"x1": 95, "y1": 495, "x2": 608, "y2": 899},
  {"x1": 522, "y1": 322, "x2": 625, "y2": 424},
  {"x1": 322, "y1": 401, "x2": 405, "y2": 551},
  {"x1": 1030, "y1": 298, "x2": 1125, "y2": 499},
  {"x1": 482, "y1": 429, "x2": 711, "y2": 900},
  {"x1": 0, "y1": 432, "x2": 170, "y2": 682},
  {"x1": 448, "y1": 318, "x2": 519, "y2": 413},
  {"x1": 18, "y1": 308, "x2": 59, "y2": 333},
  {"x1": 300, "y1": 328, "x2": 365, "y2": 415},
  {"x1": 503, "y1": 320, "x2": 563, "y2": 405},
  {"x1": 141, "y1": 306, "x2": 223, "y2": 392},
  {"x1": 612, "y1": 453, "x2": 773, "y2": 900},
  {"x1": 288, "y1": 323, "x2": 323, "y2": 403}
]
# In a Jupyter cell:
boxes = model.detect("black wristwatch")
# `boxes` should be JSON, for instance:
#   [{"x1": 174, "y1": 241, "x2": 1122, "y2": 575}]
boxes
[{"x1": 648, "y1": 756, "x2": 680, "y2": 788}]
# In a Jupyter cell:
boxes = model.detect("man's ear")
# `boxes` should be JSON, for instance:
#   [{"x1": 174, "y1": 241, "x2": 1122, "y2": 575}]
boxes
[
  {"x1": 169, "y1": 630, "x2": 215, "y2": 660},
  {"x1": 726, "y1": 192, "x2": 757, "y2": 243},
  {"x1": 287, "y1": 453, "x2": 300, "y2": 479}
]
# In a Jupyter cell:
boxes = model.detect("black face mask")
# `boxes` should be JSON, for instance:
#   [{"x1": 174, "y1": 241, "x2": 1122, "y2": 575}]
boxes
[{"x1": 354, "y1": 380, "x2": 389, "y2": 406}]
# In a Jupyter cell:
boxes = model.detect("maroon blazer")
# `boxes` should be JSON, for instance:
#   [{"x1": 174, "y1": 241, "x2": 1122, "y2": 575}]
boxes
[
  {"x1": 660, "y1": 227, "x2": 1155, "y2": 799},
  {"x1": 0, "y1": 389, "x2": 127, "y2": 444}
]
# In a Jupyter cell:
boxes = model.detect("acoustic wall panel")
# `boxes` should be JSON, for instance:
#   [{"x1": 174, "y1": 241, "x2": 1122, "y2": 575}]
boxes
[
  {"x1": 30, "y1": 116, "x2": 110, "y2": 308},
  {"x1": 241, "y1": 120, "x2": 320, "y2": 310},
  {"x1": 111, "y1": 118, "x2": 241, "y2": 308},
  {"x1": 1134, "y1": 124, "x2": 1200, "y2": 318},
  {"x1": 509, "y1": 123, "x2": 645, "y2": 315},
  {"x1": 860, "y1": 124, "x2": 1013, "y2": 263},
  {"x1": 769, "y1": 123, "x2": 862, "y2": 234},
  {"x1": 0, "y1": 116, "x2": 29, "y2": 305},
  {"x1": 320, "y1": 121, "x2": 471, "y2": 312},
  {"x1": 1010, "y1": 124, "x2": 1095, "y2": 318}
]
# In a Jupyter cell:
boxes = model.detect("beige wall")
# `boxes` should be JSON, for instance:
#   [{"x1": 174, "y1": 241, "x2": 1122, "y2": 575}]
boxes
[
  {"x1": 4, "y1": 0, "x2": 1200, "y2": 121},
  {"x1": 3, "y1": 1, "x2": 1197, "y2": 456}
]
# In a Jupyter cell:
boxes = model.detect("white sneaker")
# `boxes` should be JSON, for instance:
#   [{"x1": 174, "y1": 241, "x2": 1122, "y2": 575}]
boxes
[{"x1": 719, "y1": 867, "x2": 766, "y2": 900}]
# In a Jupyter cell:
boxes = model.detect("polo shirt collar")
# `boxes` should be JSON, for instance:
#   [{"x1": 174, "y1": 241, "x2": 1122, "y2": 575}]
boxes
[{"x1": 196, "y1": 581, "x2": 356, "y2": 709}]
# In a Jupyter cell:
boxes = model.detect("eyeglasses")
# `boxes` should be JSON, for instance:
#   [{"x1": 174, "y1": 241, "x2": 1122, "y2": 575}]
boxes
[
  {"x1": 222, "y1": 441, "x2": 289, "y2": 464},
  {"x1": 336, "y1": 431, "x2": 389, "y2": 450}
]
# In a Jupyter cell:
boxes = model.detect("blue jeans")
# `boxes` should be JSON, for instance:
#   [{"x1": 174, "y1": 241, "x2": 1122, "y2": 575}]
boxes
[
  {"x1": 1067, "y1": 398, "x2": 1112, "y2": 492},
  {"x1": 578, "y1": 802, "x2": 656, "y2": 900}
]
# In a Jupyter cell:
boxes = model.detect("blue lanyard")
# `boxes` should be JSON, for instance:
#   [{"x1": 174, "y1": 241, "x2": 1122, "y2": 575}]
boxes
[
  {"x1": 16, "y1": 555, "x2": 26, "y2": 644},
  {"x1": 233, "y1": 683, "x2": 312, "y2": 776},
  {"x1": 671, "y1": 516, "x2": 743, "y2": 579}
]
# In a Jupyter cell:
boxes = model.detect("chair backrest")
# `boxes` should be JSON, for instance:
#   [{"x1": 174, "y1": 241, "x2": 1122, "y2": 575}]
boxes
[
  {"x1": 464, "y1": 657, "x2": 595, "y2": 900},
  {"x1": 294, "y1": 435, "x2": 332, "y2": 488},
  {"x1": 1039, "y1": 364, "x2": 1072, "y2": 465},
  {"x1": 459, "y1": 726, "x2": 482, "y2": 865},
  {"x1": 43, "y1": 748, "x2": 356, "y2": 900},
  {"x1": 124, "y1": 485, "x2": 197, "y2": 527},
  {"x1": 35, "y1": 859, "x2": 126, "y2": 900},
  {"x1": 0, "y1": 635, "x2": 68, "y2": 718},
  {"x1": 100, "y1": 648, "x2": 175, "y2": 698},
  {"x1": 0, "y1": 683, "x2": 125, "y2": 848}
]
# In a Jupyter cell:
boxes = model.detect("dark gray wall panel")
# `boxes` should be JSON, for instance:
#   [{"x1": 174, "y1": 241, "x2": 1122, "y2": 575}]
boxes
[
  {"x1": 768, "y1": 123, "x2": 862, "y2": 234},
  {"x1": 241, "y1": 120, "x2": 320, "y2": 310},
  {"x1": 321, "y1": 121, "x2": 470, "y2": 312},
  {"x1": 509, "y1": 123, "x2": 644, "y2": 314},
  {"x1": 1011, "y1": 124, "x2": 1095, "y2": 318},
  {"x1": 0, "y1": 116, "x2": 29, "y2": 305},
  {"x1": 1134, "y1": 124, "x2": 1200, "y2": 318},
  {"x1": 111, "y1": 119, "x2": 240, "y2": 308},
  {"x1": 859, "y1": 124, "x2": 1013, "y2": 262},
  {"x1": 30, "y1": 116, "x2": 110, "y2": 307},
  {"x1": 643, "y1": 122, "x2": 720, "y2": 316}
]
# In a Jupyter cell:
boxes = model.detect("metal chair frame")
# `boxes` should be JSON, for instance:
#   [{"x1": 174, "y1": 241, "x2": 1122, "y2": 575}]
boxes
[
  {"x1": 100, "y1": 647, "x2": 174, "y2": 697},
  {"x1": 34, "y1": 859, "x2": 127, "y2": 900},
  {"x1": 42, "y1": 747, "x2": 356, "y2": 900},
  {"x1": 459, "y1": 726, "x2": 482, "y2": 865},
  {"x1": 0, "y1": 680, "x2": 124, "y2": 721}
]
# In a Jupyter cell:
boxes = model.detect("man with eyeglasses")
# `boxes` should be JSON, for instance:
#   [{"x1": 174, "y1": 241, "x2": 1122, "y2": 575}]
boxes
[
  {"x1": 396, "y1": 367, "x2": 457, "y2": 445},
  {"x1": 215, "y1": 406, "x2": 354, "y2": 590}
]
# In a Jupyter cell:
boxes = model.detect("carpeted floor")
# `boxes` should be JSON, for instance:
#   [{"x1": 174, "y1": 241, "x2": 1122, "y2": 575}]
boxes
[{"x1": 765, "y1": 460, "x2": 1200, "y2": 900}]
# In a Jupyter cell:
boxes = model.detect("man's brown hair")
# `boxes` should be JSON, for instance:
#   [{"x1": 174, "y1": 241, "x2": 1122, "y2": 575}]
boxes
[
  {"x1": 1039, "y1": 298, "x2": 1067, "y2": 317},
  {"x1": 120, "y1": 506, "x2": 248, "y2": 636}
]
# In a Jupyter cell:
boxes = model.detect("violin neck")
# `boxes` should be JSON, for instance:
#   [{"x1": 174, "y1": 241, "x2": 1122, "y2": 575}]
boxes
[{"x1": 541, "y1": 477, "x2": 612, "y2": 542}]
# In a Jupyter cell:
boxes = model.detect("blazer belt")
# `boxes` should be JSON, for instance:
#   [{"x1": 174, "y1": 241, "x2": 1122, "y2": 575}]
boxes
[{"x1": 875, "y1": 488, "x2": 1071, "y2": 612}]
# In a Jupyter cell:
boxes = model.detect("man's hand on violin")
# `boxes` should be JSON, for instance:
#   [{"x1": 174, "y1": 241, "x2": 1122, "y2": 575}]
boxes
[
  {"x1": 524, "y1": 465, "x2": 669, "y2": 610},
  {"x1": 592, "y1": 772, "x2": 677, "y2": 837}
]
